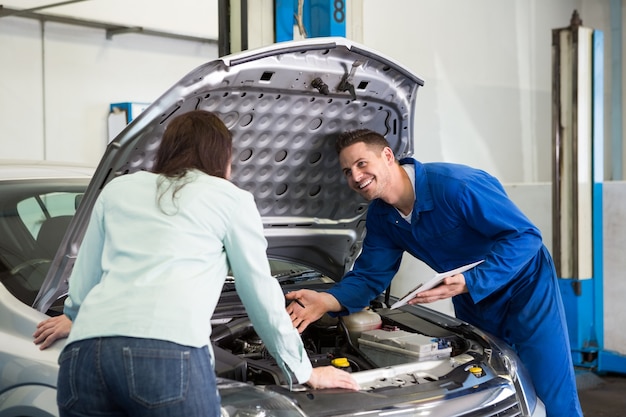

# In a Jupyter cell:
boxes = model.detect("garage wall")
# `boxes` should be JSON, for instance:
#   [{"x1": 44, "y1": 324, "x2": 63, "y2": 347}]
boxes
[
  {"x1": 0, "y1": 1, "x2": 218, "y2": 165},
  {"x1": 361, "y1": 0, "x2": 621, "y2": 184},
  {"x1": 1, "y1": 0, "x2": 622, "y2": 180}
]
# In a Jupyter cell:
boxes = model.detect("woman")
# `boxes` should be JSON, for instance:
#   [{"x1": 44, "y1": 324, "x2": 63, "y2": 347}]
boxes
[{"x1": 34, "y1": 110, "x2": 358, "y2": 417}]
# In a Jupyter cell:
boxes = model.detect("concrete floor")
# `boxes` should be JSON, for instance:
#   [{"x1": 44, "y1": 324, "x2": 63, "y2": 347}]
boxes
[{"x1": 577, "y1": 372, "x2": 626, "y2": 416}]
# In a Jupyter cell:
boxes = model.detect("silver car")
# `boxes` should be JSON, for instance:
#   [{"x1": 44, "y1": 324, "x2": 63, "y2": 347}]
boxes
[{"x1": 0, "y1": 37, "x2": 546, "y2": 417}]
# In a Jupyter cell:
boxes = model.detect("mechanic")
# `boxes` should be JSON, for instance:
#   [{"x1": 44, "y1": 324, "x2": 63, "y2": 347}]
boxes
[
  {"x1": 285, "y1": 128, "x2": 583, "y2": 417},
  {"x1": 34, "y1": 110, "x2": 359, "y2": 417}
]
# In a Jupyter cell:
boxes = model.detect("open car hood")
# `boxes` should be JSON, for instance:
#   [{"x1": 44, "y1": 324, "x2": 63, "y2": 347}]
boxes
[{"x1": 34, "y1": 37, "x2": 424, "y2": 312}]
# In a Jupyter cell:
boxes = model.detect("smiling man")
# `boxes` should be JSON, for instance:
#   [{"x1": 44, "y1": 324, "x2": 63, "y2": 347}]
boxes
[{"x1": 286, "y1": 128, "x2": 583, "y2": 417}]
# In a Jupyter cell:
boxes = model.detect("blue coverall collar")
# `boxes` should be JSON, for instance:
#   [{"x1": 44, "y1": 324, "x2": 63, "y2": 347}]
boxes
[{"x1": 398, "y1": 158, "x2": 434, "y2": 220}]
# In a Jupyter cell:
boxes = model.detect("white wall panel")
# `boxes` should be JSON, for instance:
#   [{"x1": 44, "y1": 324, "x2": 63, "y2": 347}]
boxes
[
  {"x1": 602, "y1": 182, "x2": 626, "y2": 352},
  {"x1": 42, "y1": 22, "x2": 216, "y2": 164},
  {"x1": 0, "y1": 0, "x2": 219, "y2": 38},
  {"x1": 1, "y1": 19, "x2": 217, "y2": 165},
  {"x1": 359, "y1": 0, "x2": 615, "y2": 184},
  {"x1": 0, "y1": 17, "x2": 45, "y2": 160}
]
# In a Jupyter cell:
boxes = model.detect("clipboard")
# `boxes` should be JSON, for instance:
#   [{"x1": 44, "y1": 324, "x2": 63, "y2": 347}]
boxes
[{"x1": 390, "y1": 260, "x2": 484, "y2": 310}]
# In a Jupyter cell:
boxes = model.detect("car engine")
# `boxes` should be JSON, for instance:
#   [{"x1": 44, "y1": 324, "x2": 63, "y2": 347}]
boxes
[{"x1": 210, "y1": 305, "x2": 486, "y2": 390}]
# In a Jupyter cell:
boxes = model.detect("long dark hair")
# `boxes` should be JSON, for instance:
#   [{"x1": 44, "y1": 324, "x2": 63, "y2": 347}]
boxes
[
  {"x1": 154, "y1": 110, "x2": 232, "y2": 178},
  {"x1": 153, "y1": 110, "x2": 232, "y2": 212}
]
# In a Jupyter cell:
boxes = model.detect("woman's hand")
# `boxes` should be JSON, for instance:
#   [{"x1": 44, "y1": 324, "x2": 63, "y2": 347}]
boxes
[
  {"x1": 33, "y1": 314, "x2": 72, "y2": 350},
  {"x1": 305, "y1": 366, "x2": 360, "y2": 390}
]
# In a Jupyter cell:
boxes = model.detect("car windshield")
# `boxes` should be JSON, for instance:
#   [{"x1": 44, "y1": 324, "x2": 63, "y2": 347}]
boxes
[
  {"x1": 0, "y1": 178, "x2": 87, "y2": 307},
  {"x1": 0, "y1": 178, "x2": 334, "y2": 310}
]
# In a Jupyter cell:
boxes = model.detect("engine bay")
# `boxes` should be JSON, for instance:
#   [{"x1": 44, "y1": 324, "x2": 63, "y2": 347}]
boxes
[{"x1": 211, "y1": 305, "x2": 490, "y2": 391}]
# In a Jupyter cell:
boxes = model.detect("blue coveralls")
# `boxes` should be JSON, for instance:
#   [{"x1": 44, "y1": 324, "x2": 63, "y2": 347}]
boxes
[{"x1": 326, "y1": 158, "x2": 583, "y2": 417}]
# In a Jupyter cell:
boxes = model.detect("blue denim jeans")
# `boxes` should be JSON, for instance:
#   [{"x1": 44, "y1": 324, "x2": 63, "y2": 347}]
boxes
[{"x1": 57, "y1": 337, "x2": 220, "y2": 417}]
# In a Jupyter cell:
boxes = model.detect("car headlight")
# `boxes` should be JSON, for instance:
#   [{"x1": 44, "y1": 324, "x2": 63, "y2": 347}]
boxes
[
  {"x1": 219, "y1": 380, "x2": 306, "y2": 417},
  {"x1": 484, "y1": 334, "x2": 539, "y2": 416}
]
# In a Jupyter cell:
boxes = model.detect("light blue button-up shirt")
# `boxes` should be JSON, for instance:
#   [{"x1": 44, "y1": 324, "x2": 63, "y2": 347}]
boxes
[{"x1": 64, "y1": 170, "x2": 311, "y2": 384}]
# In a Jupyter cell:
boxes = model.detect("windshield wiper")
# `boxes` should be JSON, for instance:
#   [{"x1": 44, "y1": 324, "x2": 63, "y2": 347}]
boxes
[
  {"x1": 221, "y1": 270, "x2": 324, "y2": 292},
  {"x1": 273, "y1": 269, "x2": 323, "y2": 284}
]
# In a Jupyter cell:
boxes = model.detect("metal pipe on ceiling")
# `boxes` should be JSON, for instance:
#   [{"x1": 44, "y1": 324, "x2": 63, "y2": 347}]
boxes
[
  {"x1": 1, "y1": 0, "x2": 91, "y2": 16},
  {"x1": 0, "y1": 5, "x2": 217, "y2": 44}
]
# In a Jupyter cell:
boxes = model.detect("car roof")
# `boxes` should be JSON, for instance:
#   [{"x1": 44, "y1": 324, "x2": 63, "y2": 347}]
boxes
[{"x1": 0, "y1": 160, "x2": 94, "y2": 181}]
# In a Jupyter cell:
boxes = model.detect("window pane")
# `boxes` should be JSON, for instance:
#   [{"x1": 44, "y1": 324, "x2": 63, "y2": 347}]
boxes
[{"x1": 17, "y1": 192, "x2": 82, "y2": 239}]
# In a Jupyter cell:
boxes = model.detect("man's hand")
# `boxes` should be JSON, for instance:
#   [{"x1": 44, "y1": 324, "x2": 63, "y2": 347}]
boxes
[
  {"x1": 408, "y1": 273, "x2": 468, "y2": 304},
  {"x1": 285, "y1": 290, "x2": 341, "y2": 333},
  {"x1": 33, "y1": 314, "x2": 72, "y2": 350},
  {"x1": 306, "y1": 366, "x2": 360, "y2": 390}
]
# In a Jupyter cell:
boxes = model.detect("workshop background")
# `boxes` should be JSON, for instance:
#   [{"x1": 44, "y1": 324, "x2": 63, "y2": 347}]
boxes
[{"x1": 1, "y1": 0, "x2": 625, "y2": 386}]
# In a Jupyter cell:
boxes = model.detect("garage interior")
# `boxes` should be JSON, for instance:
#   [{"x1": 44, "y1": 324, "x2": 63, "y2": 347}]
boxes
[{"x1": 1, "y1": 1, "x2": 625, "y2": 416}]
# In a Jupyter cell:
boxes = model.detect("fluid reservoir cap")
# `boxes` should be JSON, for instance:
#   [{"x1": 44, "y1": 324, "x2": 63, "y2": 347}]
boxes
[
  {"x1": 469, "y1": 366, "x2": 485, "y2": 377},
  {"x1": 331, "y1": 357, "x2": 350, "y2": 368}
]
